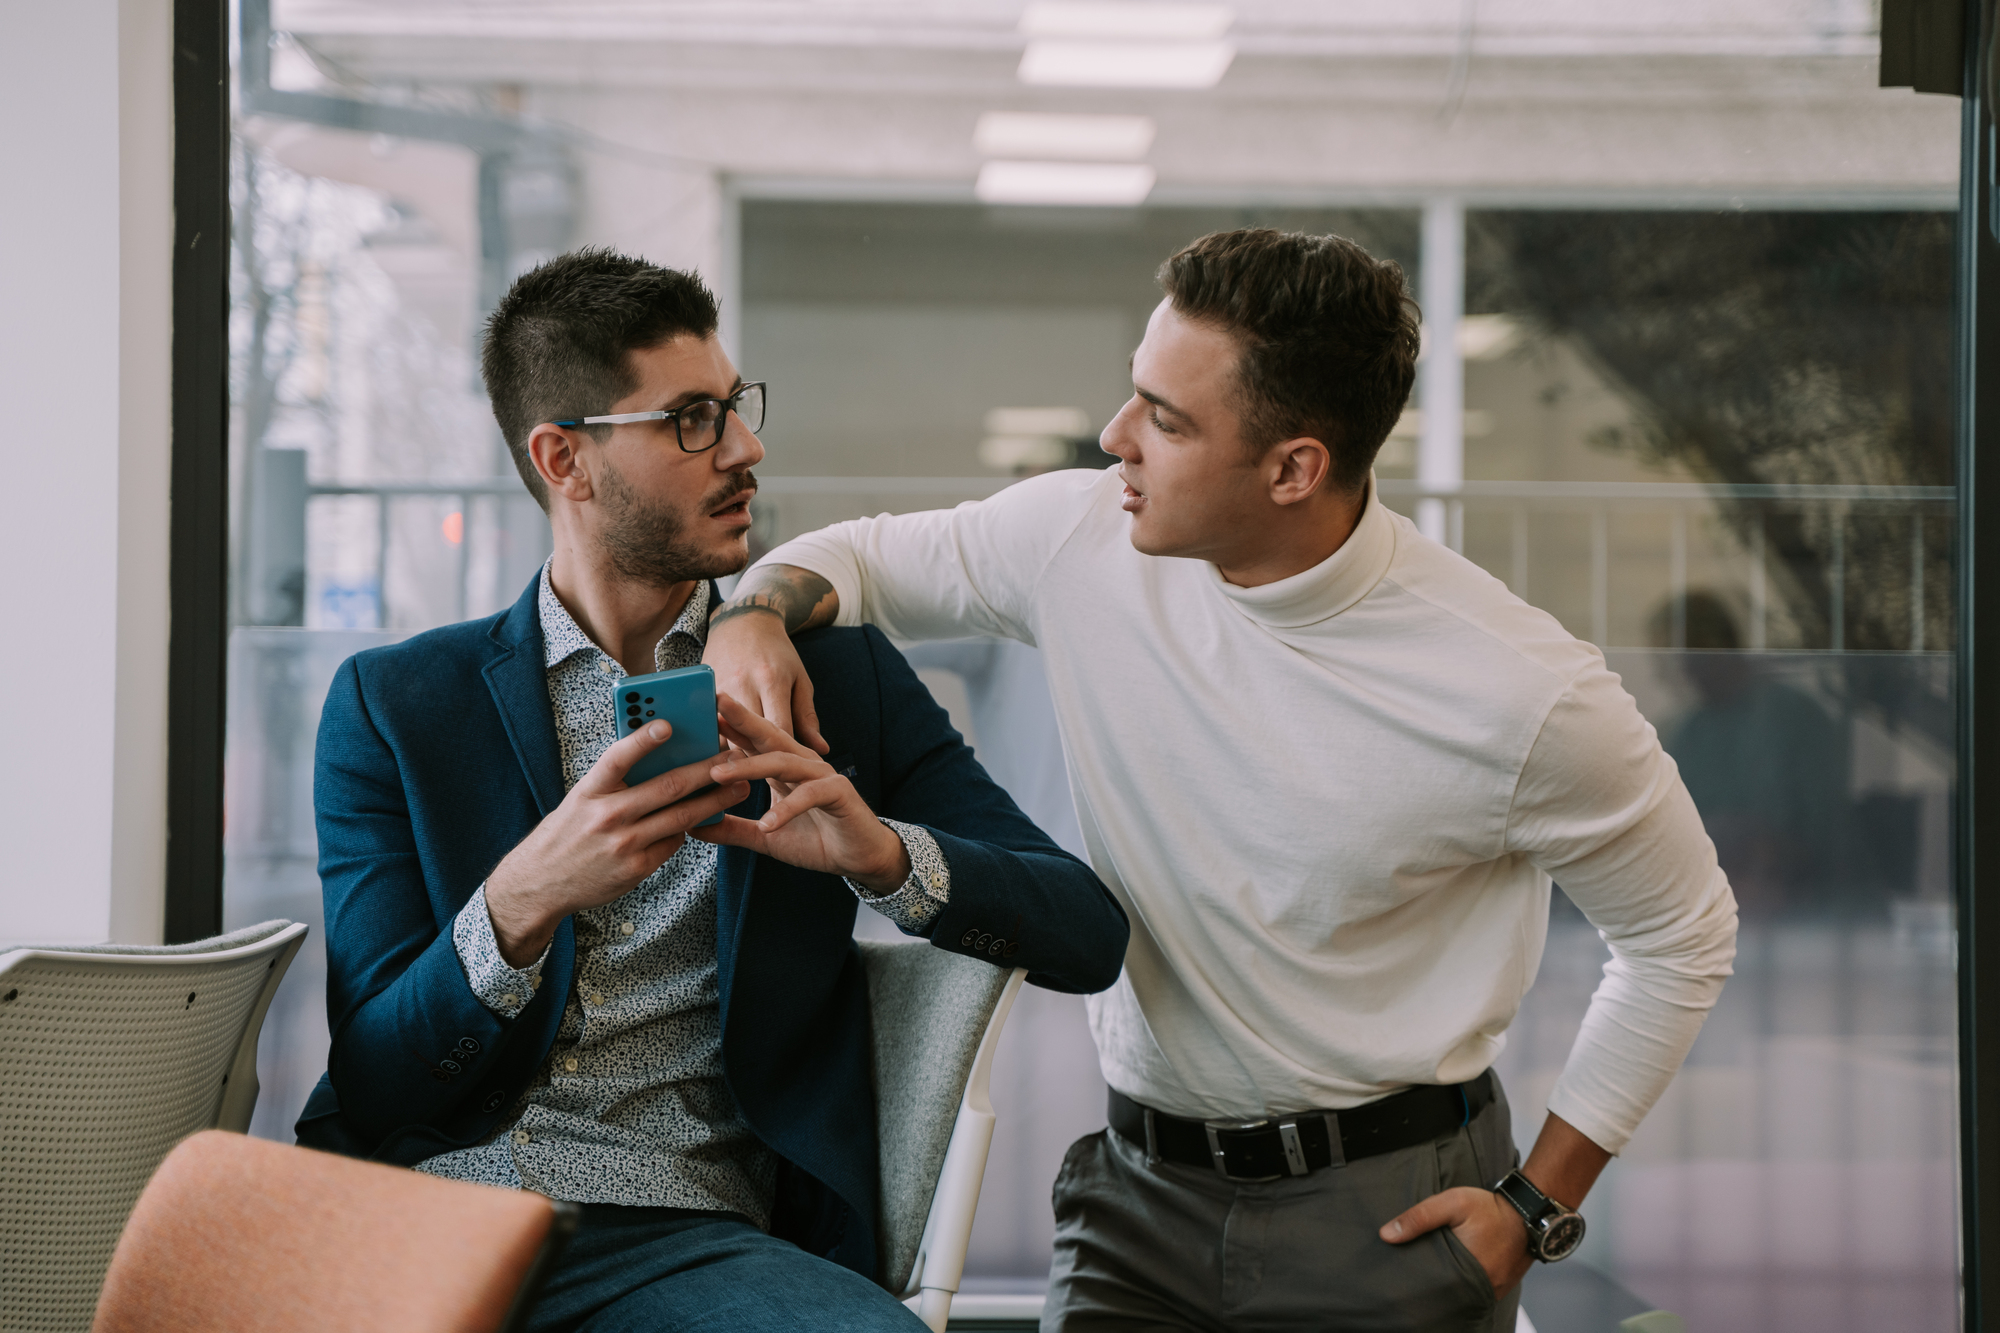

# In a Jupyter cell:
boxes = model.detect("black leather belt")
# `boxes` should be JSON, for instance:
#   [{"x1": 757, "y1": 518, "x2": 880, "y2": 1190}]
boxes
[{"x1": 1108, "y1": 1071, "x2": 1494, "y2": 1182}]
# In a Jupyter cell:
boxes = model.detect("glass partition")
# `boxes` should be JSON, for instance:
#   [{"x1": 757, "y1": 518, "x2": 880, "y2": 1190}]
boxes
[{"x1": 224, "y1": 3, "x2": 1961, "y2": 1327}]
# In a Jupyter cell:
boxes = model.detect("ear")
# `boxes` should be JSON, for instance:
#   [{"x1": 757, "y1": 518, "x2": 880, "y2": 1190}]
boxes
[
  {"x1": 1266, "y1": 436, "x2": 1331, "y2": 507},
  {"x1": 528, "y1": 423, "x2": 595, "y2": 504}
]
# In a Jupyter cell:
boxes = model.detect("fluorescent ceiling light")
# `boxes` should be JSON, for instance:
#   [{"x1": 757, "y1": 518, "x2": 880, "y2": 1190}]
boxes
[
  {"x1": 1018, "y1": 39, "x2": 1235, "y2": 89},
  {"x1": 980, "y1": 436, "x2": 1076, "y2": 471},
  {"x1": 1388, "y1": 409, "x2": 1495, "y2": 439},
  {"x1": 974, "y1": 112, "x2": 1156, "y2": 161},
  {"x1": 1020, "y1": 3, "x2": 1234, "y2": 40},
  {"x1": 976, "y1": 161, "x2": 1157, "y2": 206},
  {"x1": 985, "y1": 406, "x2": 1094, "y2": 436},
  {"x1": 1456, "y1": 314, "x2": 1523, "y2": 361}
]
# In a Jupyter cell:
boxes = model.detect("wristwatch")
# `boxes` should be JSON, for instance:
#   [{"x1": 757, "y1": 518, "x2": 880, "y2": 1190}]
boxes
[{"x1": 1493, "y1": 1170, "x2": 1586, "y2": 1262}]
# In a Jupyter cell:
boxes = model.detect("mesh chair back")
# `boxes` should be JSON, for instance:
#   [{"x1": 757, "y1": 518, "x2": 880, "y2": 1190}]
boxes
[
  {"x1": 91, "y1": 1131, "x2": 576, "y2": 1333},
  {"x1": 0, "y1": 921, "x2": 308, "y2": 1333},
  {"x1": 860, "y1": 939, "x2": 1013, "y2": 1293}
]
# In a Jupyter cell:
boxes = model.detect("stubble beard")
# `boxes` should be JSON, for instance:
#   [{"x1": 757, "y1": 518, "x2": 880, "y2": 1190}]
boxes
[{"x1": 596, "y1": 458, "x2": 757, "y2": 589}]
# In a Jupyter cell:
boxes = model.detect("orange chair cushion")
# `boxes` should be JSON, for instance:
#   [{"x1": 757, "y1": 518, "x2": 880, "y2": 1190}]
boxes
[{"x1": 92, "y1": 1130, "x2": 556, "y2": 1333}]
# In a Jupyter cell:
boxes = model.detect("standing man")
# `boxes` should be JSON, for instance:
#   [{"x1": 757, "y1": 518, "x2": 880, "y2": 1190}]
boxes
[
  {"x1": 706, "y1": 229, "x2": 1737, "y2": 1331},
  {"x1": 300, "y1": 249, "x2": 1128, "y2": 1332}
]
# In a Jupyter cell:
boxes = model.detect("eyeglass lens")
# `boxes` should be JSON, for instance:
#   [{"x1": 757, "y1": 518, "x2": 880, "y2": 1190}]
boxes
[{"x1": 677, "y1": 383, "x2": 766, "y2": 452}]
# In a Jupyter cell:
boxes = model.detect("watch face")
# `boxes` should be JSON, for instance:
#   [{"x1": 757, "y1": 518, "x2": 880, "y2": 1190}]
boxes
[{"x1": 1538, "y1": 1212, "x2": 1586, "y2": 1262}]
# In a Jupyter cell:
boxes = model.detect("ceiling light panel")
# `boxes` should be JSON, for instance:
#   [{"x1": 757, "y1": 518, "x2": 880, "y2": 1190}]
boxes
[
  {"x1": 975, "y1": 112, "x2": 1156, "y2": 160},
  {"x1": 985, "y1": 406, "x2": 1094, "y2": 436},
  {"x1": 1019, "y1": 3, "x2": 1235, "y2": 40},
  {"x1": 976, "y1": 161, "x2": 1158, "y2": 206},
  {"x1": 1018, "y1": 39, "x2": 1235, "y2": 88}
]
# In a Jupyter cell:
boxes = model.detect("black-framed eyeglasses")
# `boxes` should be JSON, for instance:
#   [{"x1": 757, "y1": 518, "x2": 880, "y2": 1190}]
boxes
[{"x1": 553, "y1": 381, "x2": 766, "y2": 454}]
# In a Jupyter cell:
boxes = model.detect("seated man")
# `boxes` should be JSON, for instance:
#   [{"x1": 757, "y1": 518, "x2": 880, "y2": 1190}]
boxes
[{"x1": 296, "y1": 248, "x2": 1129, "y2": 1333}]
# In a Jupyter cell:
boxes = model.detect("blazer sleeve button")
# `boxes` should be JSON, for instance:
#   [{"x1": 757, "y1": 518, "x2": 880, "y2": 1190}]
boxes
[{"x1": 961, "y1": 929, "x2": 979, "y2": 947}]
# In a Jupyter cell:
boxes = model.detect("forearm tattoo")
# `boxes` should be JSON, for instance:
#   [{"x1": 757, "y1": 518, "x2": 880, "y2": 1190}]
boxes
[{"x1": 710, "y1": 565, "x2": 838, "y2": 637}]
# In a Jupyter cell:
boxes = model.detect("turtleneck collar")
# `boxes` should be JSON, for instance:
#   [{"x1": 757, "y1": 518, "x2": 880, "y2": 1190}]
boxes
[{"x1": 1202, "y1": 475, "x2": 1396, "y2": 629}]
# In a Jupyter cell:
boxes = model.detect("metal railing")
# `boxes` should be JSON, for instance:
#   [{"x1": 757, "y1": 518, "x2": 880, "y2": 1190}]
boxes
[
  {"x1": 310, "y1": 476, "x2": 1955, "y2": 649},
  {"x1": 1374, "y1": 479, "x2": 1955, "y2": 652}
]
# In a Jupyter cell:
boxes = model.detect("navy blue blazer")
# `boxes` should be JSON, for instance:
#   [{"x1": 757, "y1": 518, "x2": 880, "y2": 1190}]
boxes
[{"x1": 296, "y1": 575, "x2": 1128, "y2": 1284}]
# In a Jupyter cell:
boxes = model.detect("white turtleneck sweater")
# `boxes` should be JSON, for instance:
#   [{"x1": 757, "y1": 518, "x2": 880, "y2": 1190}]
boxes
[{"x1": 758, "y1": 468, "x2": 1737, "y2": 1154}]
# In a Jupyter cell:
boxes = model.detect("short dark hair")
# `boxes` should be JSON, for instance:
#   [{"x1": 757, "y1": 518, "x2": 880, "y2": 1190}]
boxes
[
  {"x1": 481, "y1": 247, "x2": 721, "y2": 509},
  {"x1": 1158, "y1": 228, "x2": 1420, "y2": 492}
]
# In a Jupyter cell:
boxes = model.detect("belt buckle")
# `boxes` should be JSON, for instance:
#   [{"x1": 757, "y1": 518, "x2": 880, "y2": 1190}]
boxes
[{"x1": 1203, "y1": 1118, "x2": 1285, "y2": 1182}]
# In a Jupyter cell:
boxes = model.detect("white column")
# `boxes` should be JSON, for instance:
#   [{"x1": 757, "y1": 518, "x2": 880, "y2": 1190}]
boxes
[
  {"x1": 0, "y1": 0, "x2": 172, "y2": 944},
  {"x1": 1417, "y1": 197, "x2": 1465, "y2": 546},
  {"x1": 716, "y1": 179, "x2": 744, "y2": 364}
]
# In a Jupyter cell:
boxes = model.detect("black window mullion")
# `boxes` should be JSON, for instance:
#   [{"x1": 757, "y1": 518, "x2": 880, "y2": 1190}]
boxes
[{"x1": 165, "y1": 0, "x2": 231, "y2": 942}]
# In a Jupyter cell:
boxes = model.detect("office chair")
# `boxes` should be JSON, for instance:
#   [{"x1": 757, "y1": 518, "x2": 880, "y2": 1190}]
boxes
[
  {"x1": 860, "y1": 939, "x2": 1027, "y2": 1332},
  {"x1": 0, "y1": 919, "x2": 308, "y2": 1333},
  {"x1": 90, "y1": 1130, "x2": 578, "y2": 1333}
]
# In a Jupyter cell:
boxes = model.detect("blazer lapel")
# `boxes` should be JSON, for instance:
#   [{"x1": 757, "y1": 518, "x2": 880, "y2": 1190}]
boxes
[{"x1": 482, "y1": 576, "x2": 566, "y2": 817}]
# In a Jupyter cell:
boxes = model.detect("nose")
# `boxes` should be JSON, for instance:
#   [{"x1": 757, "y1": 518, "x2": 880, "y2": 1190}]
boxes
[
  {"x1": 719, "y1": 410, "x2": 766, "y2": 470},
  {"x1": 1099, "y1": 396, "x2": 1142, "y2": 462}
]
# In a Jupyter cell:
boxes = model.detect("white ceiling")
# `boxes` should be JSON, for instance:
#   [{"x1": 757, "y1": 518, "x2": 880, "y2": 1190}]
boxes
[{"x1": 275, "y1": 0, "x2": 1957, "y2": 202}]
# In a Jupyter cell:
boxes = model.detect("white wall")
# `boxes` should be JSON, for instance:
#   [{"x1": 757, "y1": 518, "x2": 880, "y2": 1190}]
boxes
[{"x1": 0, "y1": 0, "x2": 173, "y2": 944}]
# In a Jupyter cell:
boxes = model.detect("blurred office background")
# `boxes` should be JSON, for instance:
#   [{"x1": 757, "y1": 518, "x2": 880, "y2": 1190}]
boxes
[{"x1": 221, "y1": 3, "x2": 1958, "y2": 1328}]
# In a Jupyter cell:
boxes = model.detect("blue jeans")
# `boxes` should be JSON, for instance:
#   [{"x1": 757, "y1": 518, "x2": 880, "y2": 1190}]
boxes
[{"x1": 527, "y1": 1206, "x2": 927, "y2": 1333}]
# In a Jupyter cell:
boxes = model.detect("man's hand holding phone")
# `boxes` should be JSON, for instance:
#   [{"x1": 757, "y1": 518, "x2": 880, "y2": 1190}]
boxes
[
  {"x1": 484, "y1": 721, "x2": 750, "y2": 967},
  {"x1": 691, "y1": 693, "x2": 910, "y2": 893}
]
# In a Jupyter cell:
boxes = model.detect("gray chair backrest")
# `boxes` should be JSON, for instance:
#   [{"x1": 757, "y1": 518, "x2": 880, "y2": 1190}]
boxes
[
  {"x1": 0, "y1": 920, "x2": 308, "y2": 1333},
  {"x1": 860, "y1": 939, "x2": 1013, "y2": 1294}
]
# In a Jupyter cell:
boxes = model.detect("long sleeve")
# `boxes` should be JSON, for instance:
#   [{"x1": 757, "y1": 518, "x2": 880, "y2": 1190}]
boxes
[
  {"x1": 846, "y1": 625, "x2": 1130, "y2": 994},
  {"x1": 314, "y1": 656, "x2": 534, "y2": 1142},
  {"x1": 452, "y1": 886, "x2": 548, "y2": 1019},
  {"x1": 1506, "y1": 659, "x2": 1740, "y2": 1155},
  {"x1": 845, "y1": 818, "x2": 951, "y2": 930},
  {"x1": 752, "y1": 467, "x2": 1112, "y2": 646}
]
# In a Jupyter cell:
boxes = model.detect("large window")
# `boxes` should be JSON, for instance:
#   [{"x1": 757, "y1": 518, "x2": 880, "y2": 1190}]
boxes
[{"x1": 222, "y1": 3, "x2": 1963, "y2": 1326}]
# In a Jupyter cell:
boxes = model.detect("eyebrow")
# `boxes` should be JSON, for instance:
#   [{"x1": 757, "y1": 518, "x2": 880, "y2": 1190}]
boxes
[
  {"x1": 652, "y1": 376, "x2": 745, "y2": 414},
  {"x1": 1135, "y1": 384, "x2": 1190, "y2": 423}
]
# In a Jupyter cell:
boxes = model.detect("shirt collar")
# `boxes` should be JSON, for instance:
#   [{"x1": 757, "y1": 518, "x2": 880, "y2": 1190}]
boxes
[
  {"x1": 1202, "y1": 473, "x2": 1397, "y2": 629},
  {"x1": 537, "y1": 559, "x2": 712, "y2": 672}
]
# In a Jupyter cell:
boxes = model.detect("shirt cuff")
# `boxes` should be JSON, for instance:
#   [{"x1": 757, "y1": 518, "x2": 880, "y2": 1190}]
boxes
[
  {"x1": 848, "y1": 819, "x2": 950, "y2": 930},
  {"x1": 453, "y1": 884, "x2": 549, "y2": 1019}
]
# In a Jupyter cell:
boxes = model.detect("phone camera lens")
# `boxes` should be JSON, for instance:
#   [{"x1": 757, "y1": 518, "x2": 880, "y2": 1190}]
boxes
[
  {"x1": 625, "y1": 692, "x2": 639, "y2": 703},
  {"x1": 644, "y1": 696, "x2": 654, "y2": 704},
  {"x1": 628, "y1": 719, "x2": 641, "y2": 729},
  {"x1": 626, "y1": 705, "x2": 640, "y2": 717},
  {"x1": 645, "y1": 711, "x2": 655, "y2": 717}
]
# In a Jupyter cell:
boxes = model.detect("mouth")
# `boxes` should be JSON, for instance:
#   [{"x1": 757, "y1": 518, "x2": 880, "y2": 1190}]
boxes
[
  {"x1": 1119, "y1": 471, "x2": 1146, "y2": 513},
  {"x1": 709, "y1": 481, "x2": 756, "y2": 526}
]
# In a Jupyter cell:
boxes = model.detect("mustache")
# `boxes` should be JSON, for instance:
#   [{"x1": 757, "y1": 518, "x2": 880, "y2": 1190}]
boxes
[{"x1": 705, "y1": 470, "x2": 758, "y2": 512}]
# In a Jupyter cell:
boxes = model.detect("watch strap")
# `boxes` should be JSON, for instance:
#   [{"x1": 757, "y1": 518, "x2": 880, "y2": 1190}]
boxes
[
  {"x1": 1494, "y1": 1169, "x2": 1554, "y2": 1227},
  {"x1": 1494, "y1": 1169, "x2": 1584, "y2": 1262}
]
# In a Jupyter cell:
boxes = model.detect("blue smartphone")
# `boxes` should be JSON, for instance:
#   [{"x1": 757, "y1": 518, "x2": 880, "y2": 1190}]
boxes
[{"x1": 617, "y1": 664, "x2": 726, "y2": 827}]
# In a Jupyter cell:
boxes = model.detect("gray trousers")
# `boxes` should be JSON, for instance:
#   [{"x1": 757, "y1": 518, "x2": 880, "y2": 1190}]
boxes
[{"x1": 1043, "y1": 1080, "x2": 1522, "y2": 1333}]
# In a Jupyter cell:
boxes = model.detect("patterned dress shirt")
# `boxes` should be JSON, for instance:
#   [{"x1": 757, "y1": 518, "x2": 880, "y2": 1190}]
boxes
[{"x1": 415, "y1": 561, "x2": 950, "y2": 1222}]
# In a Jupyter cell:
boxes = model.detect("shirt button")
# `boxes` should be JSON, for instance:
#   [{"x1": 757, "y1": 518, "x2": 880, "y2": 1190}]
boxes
[
  {"x1": 599, "y1": 661, "x2": 617, "y2": 676},
  {"x1": 511, "y1": 1130, "x2": 531, "y2": 1145},
  {"x1": 619, "y1": 921, "x2": 635, "y2": 936},
  {"x1": 587, "y1": 992, "x2": 605, "y2": 1007},
  {"x1": 563, "y1": 1057, "x2": 579, "y2": 1073},
  {"x1": 500, "y1": 992, "x2": 519, "y2": 1008},
  {"x1": 928, "y1": 871, "x2": 946, "y2": 891}
]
